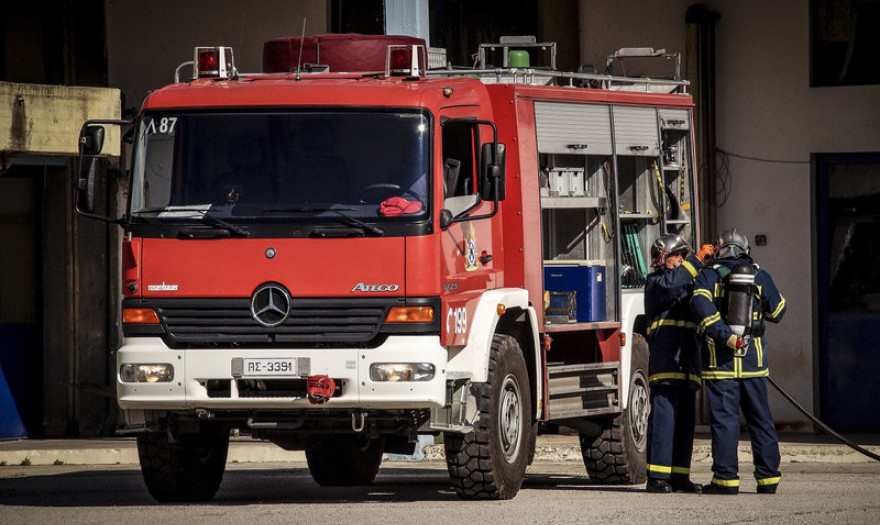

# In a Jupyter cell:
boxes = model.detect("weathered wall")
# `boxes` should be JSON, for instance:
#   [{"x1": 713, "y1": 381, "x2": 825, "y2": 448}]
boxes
[
  {"x1": 105, "y1": 1, "x2": 328, "y2": 113},
  {"x1": 0, "y1": 83, "x2": 121, "y2": 157}
]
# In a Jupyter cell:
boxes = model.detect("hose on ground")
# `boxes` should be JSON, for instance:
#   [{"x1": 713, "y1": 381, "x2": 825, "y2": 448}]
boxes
[{"x1": 768, "y1": 375, "x2": 880, "y2": 462}]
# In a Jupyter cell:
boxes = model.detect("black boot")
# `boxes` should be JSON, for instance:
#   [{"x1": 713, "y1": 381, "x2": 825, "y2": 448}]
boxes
[
  {"x1": 757, "y1": 484, "x2": 777, "y2": 494},
  {"x1": 670, "y1": 479, "x2": 702, "y2": 493},
  {"x1": 646, "y1": 479, "x2": 673, "y2": 493},
  {"x1": 701, "y1": 482, "x2": 738, "y2": 495}
]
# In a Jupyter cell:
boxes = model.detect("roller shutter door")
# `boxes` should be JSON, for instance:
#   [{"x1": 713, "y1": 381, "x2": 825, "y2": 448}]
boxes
[
  {"x1": 612, "y1": 106, "x2": 659, "y2": 156},
  {"x1": 534, "y1": 102, "x2": 612, "y2": 156}
]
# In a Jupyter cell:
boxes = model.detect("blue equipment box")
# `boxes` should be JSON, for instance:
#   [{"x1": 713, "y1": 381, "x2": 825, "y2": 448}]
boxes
[{"x1": 543, "y1": 261, "x2": 606, "y2": 322}]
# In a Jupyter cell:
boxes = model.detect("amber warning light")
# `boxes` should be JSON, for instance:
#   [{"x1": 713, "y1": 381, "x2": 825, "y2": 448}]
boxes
[{"x1": 194, "y1": 46, "x2": 235, "y2": 79}]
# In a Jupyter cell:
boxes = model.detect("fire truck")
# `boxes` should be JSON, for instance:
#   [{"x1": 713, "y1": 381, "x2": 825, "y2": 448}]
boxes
[{"x1": 76, "y1": 34, "x2": 699, "y2": 502}]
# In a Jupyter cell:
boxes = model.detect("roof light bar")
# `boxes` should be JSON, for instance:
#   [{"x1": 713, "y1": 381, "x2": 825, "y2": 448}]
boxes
[{"x1": 194, "y1": 46, "x2": 235, "y2": 79}]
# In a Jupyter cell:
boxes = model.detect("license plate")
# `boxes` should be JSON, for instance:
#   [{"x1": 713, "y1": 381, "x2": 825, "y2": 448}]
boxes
[{"x1": 241, "y1": 358, "x2": 298, "y2": 377}]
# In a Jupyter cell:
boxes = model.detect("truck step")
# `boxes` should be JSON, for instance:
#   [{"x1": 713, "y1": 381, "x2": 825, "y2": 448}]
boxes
[{"x1": 546, "y1": 363, "x2": 619, "y2": 419}]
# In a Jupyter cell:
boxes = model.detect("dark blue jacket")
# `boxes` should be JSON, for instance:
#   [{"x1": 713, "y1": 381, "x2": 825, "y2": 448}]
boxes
[
  {"x1": 690, "y1": 256, "x2": 787, "y2": 379},
  {"x1": 644, "y1": 254, "x2": 703, "y2": 388}
]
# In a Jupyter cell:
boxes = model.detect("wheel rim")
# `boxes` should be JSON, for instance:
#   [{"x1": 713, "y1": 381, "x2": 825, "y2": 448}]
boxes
[
  {"x1": 498, "y1": 374, "x2": 523, "y2": 463},
  {"x1": 629, "y1": 372, "x2": 649, "y2": 449}
]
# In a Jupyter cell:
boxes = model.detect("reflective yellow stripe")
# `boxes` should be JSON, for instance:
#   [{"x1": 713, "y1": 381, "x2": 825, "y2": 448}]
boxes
[
  {"x1": 671, "y1": 466, "x2": 690, "y2": 475},
  {"x1": 703, "y1": 369, "x2": 770, "y2": 380},
  {"x1": 768, "y1": 297, "x2": 786, "y2": 319},
  {"x1": 648, "y1": 464, "x2": 672, "y2": 474},
  {"x1": 757, "y1": 476, "x2": 781, "y2": 486},
  {"x1": 700, "y1": 312, "x2": 721, "y2": 330},
  {"x1": 682, "y1": 260, "x2": 698, "y2": 278},
  {"x1": 713, "y1": 283, "x2": 726, "y2": 298},
  {"x1": 646, "y1": 319, "x2": 696, "y2": 334},
  {"x1": 739, "y1": 369, "x2": 770, "y2": 378},
  {"x1": 702, "y1": 370, "x2": 738, "y2": 380},
  {"x1": 708, "y1": 338, "x2": 717, "y2": 368},
  {"x1": 756, "y1": 336, "x2": 763, "y2": 368},
  {"x1": 649, "y1": 372, "x2": 702, "y2": 385},
  {"x1": 693, "y1": 288, "x2": 714, "y2": 301},
  {"x1": 650, "y1": 372, "x2": 688, "y2": 382},
  {"x1": 711, "y1": 477, "x2": 740, "y2": 487}
]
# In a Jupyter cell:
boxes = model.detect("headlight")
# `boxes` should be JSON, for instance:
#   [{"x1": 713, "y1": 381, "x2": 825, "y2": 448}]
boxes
[
  {"x1": 370, "y1": 363, "x2": 435, "y2": 382},
  {"x1": 120, "y1": 363, "x2": 174, "y2": 383}
]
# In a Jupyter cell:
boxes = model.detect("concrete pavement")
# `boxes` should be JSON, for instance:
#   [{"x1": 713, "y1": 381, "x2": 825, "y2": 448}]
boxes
[{"x1": 1, "y1": 431, "x2": 878, "y2": 467}]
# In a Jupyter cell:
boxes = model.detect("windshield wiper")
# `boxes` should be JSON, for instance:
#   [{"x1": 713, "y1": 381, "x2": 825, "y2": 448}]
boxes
[
  {"x1": 133, "y1": 208, "x2": 250, "y2": 237},
  {"x1": 328, "y1": 209, "x2": 384, "y2": 236},
  {"x1": 262, "y1": 206, "x2": 385, "y2": 236},
  {"x1": 198, "y1": 211, "x2": 250, "y2": 237}
]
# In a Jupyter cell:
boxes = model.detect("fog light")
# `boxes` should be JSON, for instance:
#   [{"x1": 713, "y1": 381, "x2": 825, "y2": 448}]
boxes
[
  {"x1": 120, "y1": 363, "x2": 174, "y2": 383},
  {"x1": 370, "y1": 363, "x2": 435, "y2": 382}
]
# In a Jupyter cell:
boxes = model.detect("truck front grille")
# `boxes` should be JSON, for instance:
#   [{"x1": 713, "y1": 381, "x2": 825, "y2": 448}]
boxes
[{"x1": 127, "y1": 297, "x2": 402, "y2": 348}]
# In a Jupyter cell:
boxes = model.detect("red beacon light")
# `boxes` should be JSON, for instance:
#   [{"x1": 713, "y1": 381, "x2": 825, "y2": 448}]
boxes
[
  {"x1": 193, "y1": 46, "x2": 235, "y2": 79},
  {"x1": 385, "y1": 45, "x2": 427, "y2": 78}
]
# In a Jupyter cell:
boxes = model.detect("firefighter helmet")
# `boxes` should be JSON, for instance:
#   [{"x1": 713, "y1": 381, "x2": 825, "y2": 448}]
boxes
[
  {"x1": 651, "y1": 234, "x2": 691, "y2": 267},
  {"x1": 716, "y1": 228, "x2": 750, "y2": 259}
]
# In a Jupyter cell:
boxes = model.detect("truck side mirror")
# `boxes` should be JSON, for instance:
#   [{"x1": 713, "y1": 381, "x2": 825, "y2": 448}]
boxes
[
  {"x1": 480, "y1": 142, "x2": 506, "y2": 202},
  {"x1": 77, "y1": 158, "x2": 99, "y2": 214},
  {"x1": 80, "y1": 125, "x2": 106, "y2": 156},
  {"x1": 74, "y1": 119, "x2": 130, "y2": 225}
]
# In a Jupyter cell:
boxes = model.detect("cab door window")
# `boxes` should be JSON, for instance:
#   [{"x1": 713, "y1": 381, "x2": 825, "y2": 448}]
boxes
[{"x1": 442, "y1": 121, "x2": 478, "y2": 198}]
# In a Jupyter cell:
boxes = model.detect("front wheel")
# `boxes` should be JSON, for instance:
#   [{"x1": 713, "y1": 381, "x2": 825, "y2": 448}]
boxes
[
  {"x1": 136, "y1": 424, "x2": 229, "y2": 502},
  {"x1": 580, "y1": 334, "x2": 649, "y2": 484},
  {"x1": 444, "y1": 334, "x2": 533, "y2": 500}
]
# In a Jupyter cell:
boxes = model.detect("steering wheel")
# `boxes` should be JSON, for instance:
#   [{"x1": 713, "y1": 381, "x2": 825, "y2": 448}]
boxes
[{"x1": 358, "y1": 183, "x2": 402, "y2": 204}]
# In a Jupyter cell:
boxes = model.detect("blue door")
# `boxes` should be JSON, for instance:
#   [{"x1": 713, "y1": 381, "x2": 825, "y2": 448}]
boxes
[
  {"x1": 0, "y1": 175, "x2": 41, "y2": 439},
  {"x1": 816, "y1": 153, "x2": 880, "y2": 432}
]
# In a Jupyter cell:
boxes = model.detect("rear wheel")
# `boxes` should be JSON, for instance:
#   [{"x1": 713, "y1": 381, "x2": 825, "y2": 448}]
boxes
[
  {"x1": 444, "y1": 334, "x2": 533, "y2": 500},
  {"x1": 580, "y1": 334, "x2": 649, "y2": 484},
  {"x1": 305, "y1": 434, "x2": 385, "y2": 486},
  {"x1": 136, "y1": 424, "x2": 229, "y2": 502}
]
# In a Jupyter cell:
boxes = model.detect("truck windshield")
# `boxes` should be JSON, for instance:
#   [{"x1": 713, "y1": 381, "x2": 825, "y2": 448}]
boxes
[{"x1": 129, "y1": 110, "x2": 431, "y2": 223}]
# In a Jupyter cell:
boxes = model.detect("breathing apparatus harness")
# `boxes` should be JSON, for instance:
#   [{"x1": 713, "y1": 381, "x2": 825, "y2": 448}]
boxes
[{"x1": 712, "y1": 260, "x2": 764, "y2": 357}]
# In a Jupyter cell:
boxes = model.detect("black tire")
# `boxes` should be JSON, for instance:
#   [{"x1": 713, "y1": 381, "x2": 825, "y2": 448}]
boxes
[
  {"x1": 444, "y1": 334, "x2": 533, "y2": 500},
  {"x1": 580, "y1": 334, "x2": 649, "y2": 484},
  {"x1": 136, "y1": 425, "x2": 229, "y2": 502},
  {"x1": 305, "y1": 434, "x2": 385, "y2": 486}
]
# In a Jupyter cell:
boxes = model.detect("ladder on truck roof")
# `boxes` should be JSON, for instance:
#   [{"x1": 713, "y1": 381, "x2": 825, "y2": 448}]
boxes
[{"x1": 427, "y1": 36, "x2": 689, "y2": 94}]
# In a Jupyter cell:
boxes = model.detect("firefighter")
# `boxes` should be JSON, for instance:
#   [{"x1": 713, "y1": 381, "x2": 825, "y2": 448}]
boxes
[
  {"x1": 690, "y1": 228, "x2": 787, "y2": 495},
  {"x1": 644, "y1": 234, "x2": 714, "y2": 493}
]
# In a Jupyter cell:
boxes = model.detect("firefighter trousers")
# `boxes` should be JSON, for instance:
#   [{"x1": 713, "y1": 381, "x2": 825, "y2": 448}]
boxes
[
  {"x1": 646, "y1": 384, "x2": 697, "y2": 481},
  {"x1": 704, "y1": 377, "x2": 781, "y2": 491}
]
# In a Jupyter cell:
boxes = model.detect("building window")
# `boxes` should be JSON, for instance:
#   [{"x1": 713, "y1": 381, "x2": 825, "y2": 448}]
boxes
[{"x1": 811, "y1": 0, "x2": 880, "y2": 86}]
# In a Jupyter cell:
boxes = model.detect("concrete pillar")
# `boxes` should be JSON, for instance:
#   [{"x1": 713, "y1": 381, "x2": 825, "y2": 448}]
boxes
[{"x1": 384, "y1": 0, "x2": 430, "y2": 42}]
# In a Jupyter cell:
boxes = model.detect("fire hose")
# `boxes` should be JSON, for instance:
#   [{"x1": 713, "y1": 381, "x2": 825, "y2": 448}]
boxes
[{"x1": 768, "y1": 375, "x2": 880, "y2": 462}]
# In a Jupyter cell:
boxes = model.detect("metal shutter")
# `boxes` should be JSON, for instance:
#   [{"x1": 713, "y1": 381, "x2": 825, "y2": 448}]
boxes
[
  {"x1": 659, "y1": 108, "x2": 690, "y2": 130},
  {"x1": 535, "y1": 102, "x2": 612, "y2": 155},
  {"x1": 612, "y1": 106, "x2": 660, "y2": 156}
]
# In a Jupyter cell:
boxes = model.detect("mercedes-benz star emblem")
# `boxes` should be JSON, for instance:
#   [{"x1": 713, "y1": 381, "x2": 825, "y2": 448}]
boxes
[{"x1": 250, "y1": 283, "x2": 291, "y2": 327}]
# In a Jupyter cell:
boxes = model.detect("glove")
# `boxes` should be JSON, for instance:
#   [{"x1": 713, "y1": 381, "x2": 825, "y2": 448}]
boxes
[
  {"x1": 696, "y1": 244, "x2": 715, "y2": 262},
  {"x1": 726, "y1": 334, "x2": 745, "y2": 350}
]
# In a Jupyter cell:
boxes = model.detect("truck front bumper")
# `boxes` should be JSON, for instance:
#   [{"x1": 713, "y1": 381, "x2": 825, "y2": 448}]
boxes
[{"x1": 117, "y1": 335, "x2": 449, "y2": 411}]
